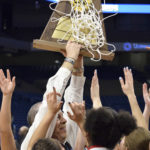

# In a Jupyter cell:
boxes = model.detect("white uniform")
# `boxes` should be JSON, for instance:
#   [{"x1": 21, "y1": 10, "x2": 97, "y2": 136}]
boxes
[{"x1": 21, "y1": 67, "x2": 85, "y2": 150}]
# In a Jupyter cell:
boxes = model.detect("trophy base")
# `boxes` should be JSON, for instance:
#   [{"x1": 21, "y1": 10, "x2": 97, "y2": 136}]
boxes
[{"x1": 33, "y1": 39, "x2": 115, "y2": 61}]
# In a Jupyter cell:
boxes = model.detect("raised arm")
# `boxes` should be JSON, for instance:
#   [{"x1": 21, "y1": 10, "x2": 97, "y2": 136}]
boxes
[
  {"x1": 21, "y1": 41, "x2": 81, "y2": 150},
  {"x1": 62, "y1": 54, "x2": 86, "y2": 148},
  {"x1": 119, "y1": 67, "x2": 147, "y2": 129},
  {"x1": 0, "y1": 69, "x2": 16, "y2": 150},
  {"x1": 67, "y1": 102, "x2": 87, "y2": 139},
  {"x1": 27, "y1": 88, "x2": 62, "y2": 150},
  {"x1": 90, "y1": 69, "x2": 102, "y2": 108},
  {"x1": 142, "y1": 83, "x2": 150, "y2": 129}
]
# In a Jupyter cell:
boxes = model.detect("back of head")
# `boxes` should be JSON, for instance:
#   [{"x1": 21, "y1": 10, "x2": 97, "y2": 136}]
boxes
[
  {"x1": 84, "y1": 107, "x2": 137, "y2": 149},
  {"x1": 27, "y1": 102, "x2": 41, "y2": 126},
  {"x1": 18, "y1": 126, "x2": 29, "y2": 146},
  {"x1": 125, "y1": 127, "x2": 150, "y2": 150},
  {"x1": 32, "y1": 138, "x2": 61, "y2": 150}
]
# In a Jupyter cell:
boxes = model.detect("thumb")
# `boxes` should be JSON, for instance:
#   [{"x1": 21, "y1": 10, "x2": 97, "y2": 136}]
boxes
[
  {"x1": 12, "y1": 76, "x2": 16, "y2": 88},
  {"x1": 67, "y1": 111, "x2": 74, "y2": 121},
  {"x1": 57, "y1": 101, "x2": 63, "y2": 111},
  {"x1": 119, "y1": 77, "x2": 124, "y2": 88}
]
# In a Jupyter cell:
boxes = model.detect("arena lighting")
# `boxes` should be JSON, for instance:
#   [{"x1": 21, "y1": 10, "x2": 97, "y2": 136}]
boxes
[{"x1": 45, "y1": 0, "x2": 150, "y2": 14}]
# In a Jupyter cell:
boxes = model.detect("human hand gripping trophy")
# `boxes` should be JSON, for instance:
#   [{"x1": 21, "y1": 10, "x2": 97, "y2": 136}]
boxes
[{"x1": 33, "y1": 0, "x2": 115, "y2": 61}]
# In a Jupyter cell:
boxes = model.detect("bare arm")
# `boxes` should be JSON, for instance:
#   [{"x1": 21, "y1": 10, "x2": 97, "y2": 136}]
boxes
[
  {"x1": 67, "y1": 102, "x2": 88, "y2": 146},
  {"x1": 0, "y1": 69, "x2": 17, "y2": 150},
  {"x1": 119, "y1": 67, "x2": 147, "y2": 129},
  {"x1": 27, "y1": 88, "x2": 62, "y2": 150},
  {"x1": 90, "y1": 70, "x2": 102, "y2": 108},
  {"x1": 142, "y1": 83, "x2": 150, "y2": 129}
]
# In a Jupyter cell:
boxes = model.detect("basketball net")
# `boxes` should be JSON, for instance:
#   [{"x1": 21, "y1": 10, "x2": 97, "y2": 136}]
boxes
[{"x1": 49, "y1": 0, "x2": 117, "y2": 61}]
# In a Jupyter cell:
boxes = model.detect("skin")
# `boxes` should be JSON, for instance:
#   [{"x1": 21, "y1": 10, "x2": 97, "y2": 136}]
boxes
[
  {"x1": 52, "y1": 111, "x2": 67, "y2": 143},
  {"x1": 0, "y1": 69, "x2": 17, "y2": 150},
  {"x1": 119, "y1": 137, "x2": 127, "y2": 150},
  {"x1": 119, "y1": 67, "x2": 147, "y2": 129},
  {"x1": 143, "y1": 83, "x2": 150, "y2": 129}
]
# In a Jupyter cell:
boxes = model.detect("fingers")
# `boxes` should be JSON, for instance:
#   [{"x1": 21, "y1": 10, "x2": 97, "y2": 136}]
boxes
[
  {"x1": 94, "y1": 69, "x2": 97, "y2": 76},
  {"x1": 60, "y1": 50, "x2": 66, "y2": 57},
  {"x1": 67, "y1": 111, "x2": 74, "y2": 120},
  {"x1": 0, "y1": 69, "x2": 6, "y2": 81},
  {"x1": 57, "y1": 101, "x2": 63, "y2": 110},
  {"x1": 94, "y1": 69, "x2": 99, "y2": 81},
  {"x1": 143, "y1": 83, "x2": 147, "y2": 93},
  {"x1": 46, "y1": 91, "x2": 61, "y2": 102},
  {"x1": 143, "y1": 83, "x2": 149, "y2": 102},
  {"x1": 68, "y1": 102, "x2": 75, "y2": 114},
  {"x1": 53, "y1": 87, "x2": 61, "y2": 97},
  {"x1": 0, "y1": 69, "x2": 13, "y2": 82},
  {"x1": 119, "y1": 76, "x2": 124, "y2": 88},
  {"x1": 123, "y1": 67, "x2": 128, "y2": 84},
  {"x1": 82, "y1": 101, "x2": 85, "y2": 111},
  {"x1": 12, "y1": 76, "x2": 16, "y2": 88},
  {"x1": 7, "y1": 69, "x2": 11, "y2": 81},
  {"x1": 122, "y1": 67, "x2": 133, "y2": 84},
  {"x1": 91, "y1": 69, "x2": 98, "y2": 86}
]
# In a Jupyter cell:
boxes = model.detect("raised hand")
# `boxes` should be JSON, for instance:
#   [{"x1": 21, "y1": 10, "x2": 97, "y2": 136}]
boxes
[
  {"x1": 66, "y1": 41, "x2": 82, "y2": 60},
  {"x1": 90, "y1": 70, "x2": 102, "y2": 108},
  {"x1": 119, "y1": 67, "x2": 134, "y2": 96},
  {"x1": 90, "y1": 70, "x2": 100, "y2": 101},
  {"x1": 67, "y1": 101, "x2": 85, "y2": 126},
  {"x1": 119, "y1": 67, "x2": 148, "y2": 129},
  {"x1": 60, "y1": 50, "x2": 83, "y2": 70},
  {"x1": 143, "y1": 83, "x2": 150, "y2": 129},
  {"x1": 46, "y1": 87, "x2": 63, "y2": 115},
  {"x1": 0, "y1": 69, "x2": 16, "y2": 96},
  {"x1": 143, "y1": 83, "x2": 150, "y2": 106}
]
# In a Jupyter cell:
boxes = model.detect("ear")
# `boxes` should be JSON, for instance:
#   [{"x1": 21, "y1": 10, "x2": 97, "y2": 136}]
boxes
[
  {"x1": 85, "y1": 132, "x2": 90, "y2": 147},
  {"x1": 85, "y1": 132, "x2": 90, "y2": 143}
]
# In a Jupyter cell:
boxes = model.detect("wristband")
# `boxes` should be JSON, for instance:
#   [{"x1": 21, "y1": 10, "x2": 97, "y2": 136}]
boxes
[{"x1": 64, "y1": 57, "x2": 75, "y2": 65}]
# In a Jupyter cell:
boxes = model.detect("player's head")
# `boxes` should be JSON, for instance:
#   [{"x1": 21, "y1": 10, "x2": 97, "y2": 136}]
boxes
[
  {"x1": 52, "y1": 111, "x2": 67, "y2": 143},
  {"x1": 120, "y1": 127, "x2": 150, "y2": 150},
  {"x1": 27, "y1": 102, "x2": 41, "y2": 126},
  {"x1": 84, "y1": 107, "x2": 137, "y2": 149},
  {"x1": 32, "y1": 138, "x2": 62, "y2": 150}
]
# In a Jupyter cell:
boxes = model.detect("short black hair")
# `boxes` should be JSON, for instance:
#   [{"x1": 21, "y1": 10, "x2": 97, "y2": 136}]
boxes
[
  {"x1": 84, "y1": 107, "x2": 137, "y2": 149},
  {"x1": 32, "y1": 138, "x2": 61, "y2": 150}
]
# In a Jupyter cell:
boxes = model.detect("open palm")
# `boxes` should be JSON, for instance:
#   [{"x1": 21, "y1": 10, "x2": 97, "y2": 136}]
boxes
[{"x1": 0, "y1": 69, "x2": 15, "y2": 95}]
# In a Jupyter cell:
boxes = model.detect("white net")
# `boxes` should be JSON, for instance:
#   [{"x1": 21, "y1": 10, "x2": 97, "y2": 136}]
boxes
[{"x1": 49, "y1": 0, "x2": 117, "y2": 61}]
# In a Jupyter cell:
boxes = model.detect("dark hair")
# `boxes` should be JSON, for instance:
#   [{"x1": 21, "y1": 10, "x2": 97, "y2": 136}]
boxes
[
  {"x1": 32, "y1": 138, "x2": 61, "y2": 150},
  {"x1": 84, "y1": 107, "x2": 137, "y2": 149},
  {"x1": 27, "y1": 102, "x2": 41, "y2": 126}
]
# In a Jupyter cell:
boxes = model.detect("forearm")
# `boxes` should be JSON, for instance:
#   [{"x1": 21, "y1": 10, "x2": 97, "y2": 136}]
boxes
[
  {"x1": 0, "y1": 94, "x2": 17, "y2": 150},
  {"x1": 0, "y1": 94, "x2": 12, "y2": 133},
  {"x1": 27, "y1": 111, "x2": 55, "y2": 150},
  {"x1": 1, "y1": 130, "x2": 17, "y2": 150},
  {"x1": 143, "y1": 105, "x2": 150, "y2": 129},
  {"x1": 62, "y1": 61, "x2": 74, "y2": 72},
  {"x1": 74, "y1": 128, "x2": 87, "y2": 150},
  {"x1": 92, "y1": 98, "x2": 102, "y2": 109},
  {"x1": 127, "y1": 93, "x2": 147, "y2": 129},
  {"x1": 77, "y1": 121, "x2": 86, "y2": 139}
]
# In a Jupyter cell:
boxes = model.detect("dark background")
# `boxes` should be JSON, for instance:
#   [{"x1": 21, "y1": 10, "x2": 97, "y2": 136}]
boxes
[{"x1": 0, "y1": 0, "x2": 150, "y2": 139}]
